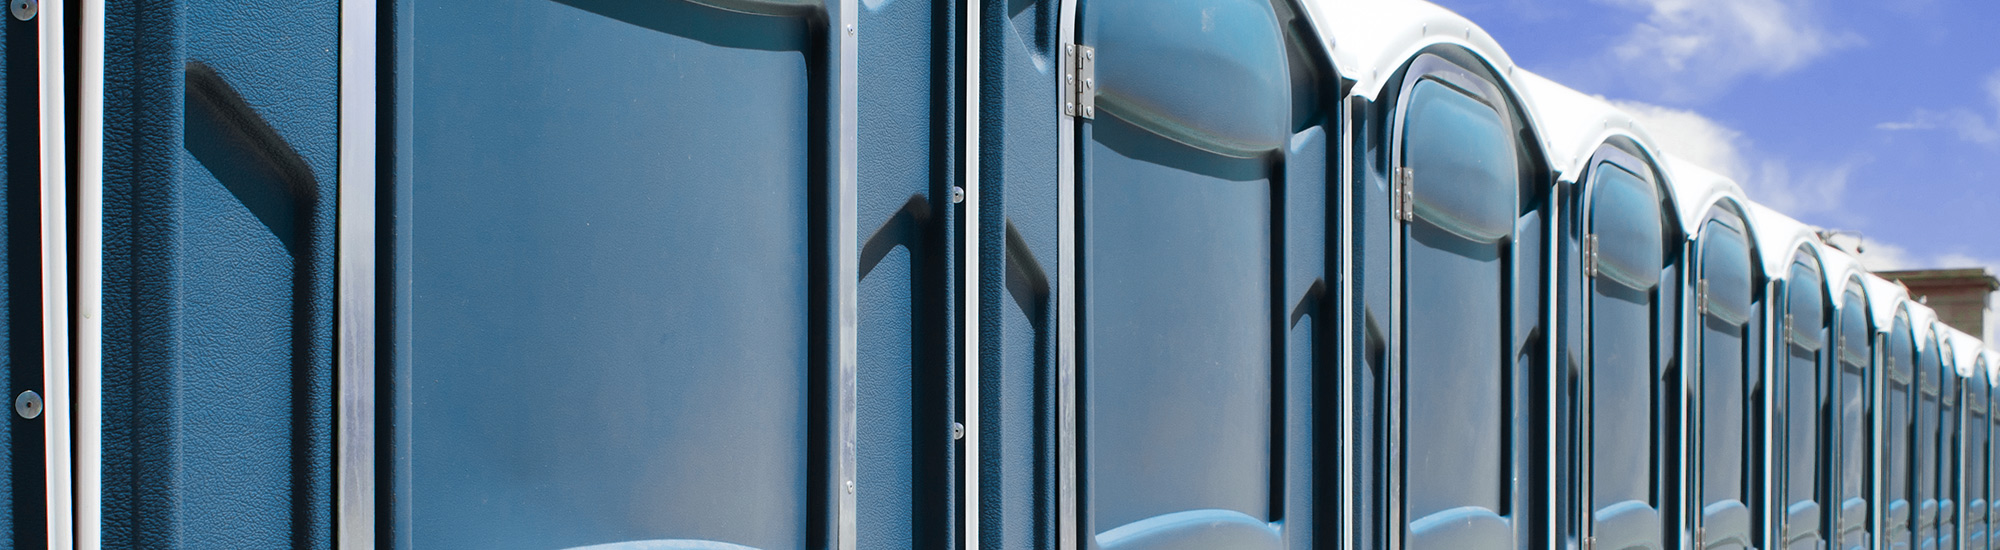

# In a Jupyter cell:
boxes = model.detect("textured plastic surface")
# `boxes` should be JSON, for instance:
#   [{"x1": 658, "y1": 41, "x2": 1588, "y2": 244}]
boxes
[
  {"x1": 97, "y1": 0, "x2": 340, "y2": 545},
  {"x1": 393, "y1": 1, "x2": 821, "y2": 548}
]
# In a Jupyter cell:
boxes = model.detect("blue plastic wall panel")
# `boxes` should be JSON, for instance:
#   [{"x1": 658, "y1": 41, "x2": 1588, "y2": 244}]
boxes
[
  {"x1": 1076, "y1": 1, "x2": 1307, "y2": 549},
  {"x1": 1697, "y1": 218, "x2": 1755, "y2": 550},
  {"x1": 1, "y1": 11, "x2": 42, "y2": 548},
  {"x1": 385, "y1": 0, "x2": 955, "y2": 547},
  {"x1": 1587, "y1": 163, "x2": 1666, "y2": 550},
  {"x1": 1888, "y1": 316, "x2": 1916, "y2": 550},
  {"x1": 979, "y1": 0, "x2": 1061, "y2": 547},
  {"x1": 856, "y1": 0, "x2": 960, "y2": 547},
  {"x1": 96, "y1": 0, "x2": 340, "y2": 545},
  {"x1": 1834, "y1": 289, "x2": 1871, "y2": 550},
  {"x1": 1350, "y1": 94, "x2": 1390, "y2": 550},
  {"x1": 1991, "y1": 382, "x2": 2000, "y2": 549},
  {"x1": 1779, "y1": 260, "x2": 1827, "y2": 550}
]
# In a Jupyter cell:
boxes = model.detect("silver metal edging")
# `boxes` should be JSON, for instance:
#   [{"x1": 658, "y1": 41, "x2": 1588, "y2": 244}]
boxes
[
  {"x1": 1337, "y1": 95, "x2": 1357, "y2": 550},
  {"x1": 961, "y1": 0, "x2": 982, "y2": 547},
  {"x1": 335, "y1": 0, "x2": 379, "y2": 545},
  {"x1": 37, "y1": 0, "x2": 75, "y2": 545},
  {"x1": 833, "y1": 0, "x2": 859, "y2": 547},
  {"x1": 1056, "y1": 0, "x2": 1079, "y2": 548},
  {"x1": 1544, "y1": 178, "x2": 1563, "y2": 547},
  {"x1": 75, "y1": 0, "x2": 105, "y2": 546}
]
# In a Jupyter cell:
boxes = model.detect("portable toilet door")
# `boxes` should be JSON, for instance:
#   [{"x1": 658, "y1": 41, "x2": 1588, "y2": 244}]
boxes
[
  {"x1": 1774, "y1": 246, "x2": 1831, "y2": 550},
  {"x1": 1578, "y1": 143, "x2": 1678, "y2": 550},
  {"x1": 1886, "y1": 307, "x2": 1922, "y2": 550},
  {"x1": 1833, "y1": 279, "x2": 1874, "y2": 550},
  {"x1": 1066, "y1": 0, "x2": 1328, "y2": 549},
  {"x1": 1966, "y1": 357, "x2": 1991, "y2": 550},
  {"x1": 1919, "y1": 326, "x2": 1947, "y2": 550},
  {"x1": 1365, "y1": 48, "x2": 1548, "y2": 550},
  {"x1": 371, "y1": 1, "x2": 962, "y2": 548},
  {"x1": 1692, "y1": 204, "x2": 1762, "y2": 550},
  {"x1": 1942, "y1": 337, "x2": 1964, "y2": 550}
]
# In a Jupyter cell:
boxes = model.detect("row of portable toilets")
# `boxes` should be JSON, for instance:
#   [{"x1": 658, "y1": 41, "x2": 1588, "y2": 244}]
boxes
[{"x1": 0, "y1": 0, "x2": 1993, "y2": 548}]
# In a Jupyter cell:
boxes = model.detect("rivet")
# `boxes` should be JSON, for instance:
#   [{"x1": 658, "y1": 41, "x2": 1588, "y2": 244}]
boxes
[
  {"x1": 10, "y1": 0, "x2": 33, "y2": 21},
  {"x1": 15, "y1": 390, "x2": 41, "y2": 419},
  {"x1": 1065, "y1": 102, "x2": 1075, "y2": 115},
  {"x1": 1082, "y1": 50, "x2": 1093, "y2": 62},
  {"x1": 1066, "y1": 44, "x2": 1075, "y2": 55},
  {"x1": 950, "y1": 187, "x2": 965, "y2": 204},
  {"x1": 1081, "y1": 105, "x2": 1094, "y2": 117},
  {"x1": 845, "y1": 24, "x2": 855, "y2": 36},
  {"x1": 845, "y1": 480, "x2": 855, "y2": 494},
  {"x1": 1082, "y1": 78, "x2": 1093, "y2": 90},
  {"x1": 952, "y1": 422, "x2": 966, "y2": 440}
]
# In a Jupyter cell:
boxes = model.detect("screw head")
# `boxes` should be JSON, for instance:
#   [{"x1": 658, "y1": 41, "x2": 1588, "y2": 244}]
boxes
[
  {"x1": 845, "y1": 480, "x2": 855, "y2": 494},
  {"x1": 1082, "y1": 78, "x2": 1093, "y2": 90},
  {"x1": 10, "y1": 0, "x2": 34, "y2": 21},
  {"x1": 15, "y1": 390, "x2": 41, "y2": 419},
  {"x1": 845, "y1": 24, "x2": 855, "y2": 36},
  {"x1": 952, "y1": 422, "x2": 966, "y2": 440},
  {"x1": 1082, "y1": 50, "x2": 1093, "y2": 61},
  {"x1": 1081, "y1": 105, "x2": 1094, "y2": 118},
  {"x1": 949, "y1": 186, "x2": 965, "y2": 204}
]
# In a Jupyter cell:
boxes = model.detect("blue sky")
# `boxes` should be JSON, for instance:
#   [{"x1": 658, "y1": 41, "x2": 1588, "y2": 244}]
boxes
[{"x1": 1426, "y1": 0, "x2": 2000, "y2": 283}]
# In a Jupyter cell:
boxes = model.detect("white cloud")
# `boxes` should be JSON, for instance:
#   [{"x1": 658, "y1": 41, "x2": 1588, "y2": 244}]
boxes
[
  {"x1": 1877, "y1": 68, "x2": 2000, "y2": 145},
  {"x1": 1608, "y1": 98, "x2": 1861, "y2": 216},
  {"x1": 1593, "y1": 0, "x2": 1858, "y2": 101}
]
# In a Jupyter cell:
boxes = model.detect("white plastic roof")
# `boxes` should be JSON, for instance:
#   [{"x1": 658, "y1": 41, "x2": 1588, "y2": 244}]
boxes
[
  {"x1": 1985, "y1": 349, "x2": 1999, "y2": 387},
  {"x1": 1907, "y1": 302, "x2": 1940, "y2": 356},
  {"x1": 1858, "y1": 273, "x2": 1910, "y2": 332},
  {"x1": 1744, "y1": 202, "x2": 1823, "y2": 284},
  {"x1": 1662, "y1": 157, "x2": 1752, "y2": 242},
  {"x1": 1511, "y1": 71, "x2": 1658, "y2": 183},
  {"x1": 1944, "y1": 325, "x2": 1982, "y2": 378},
  {"x1": 1818, "y1": 243, "x2": 1866, "y2": 308},
  {"x1": 1302, "y1": 0, "x2": 1516, "y2": 100}
]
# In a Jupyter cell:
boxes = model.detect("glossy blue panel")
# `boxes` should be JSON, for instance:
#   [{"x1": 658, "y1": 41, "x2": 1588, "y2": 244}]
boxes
[
  {"x1": 97, "y1": 0, "x2": 340, "y2": 544},
  {"x1": 1401, "y1": 76, "x2": 1514, "y2": 531},
  {"x1": 1781, "y1": 260, "x2": 1826, "y2": 550},
  {"x1": 1083, "y1": 113, "x2": 1273, "y2": 534},
  {"x1": 1087, "y1": 0, "x2": 1288, "y2": 158},
  {"x1": 1588, "y1": 162, "x2": 1663, "y2": 550},
  {"x1": 1699, "y1": 220, "x2": 1751, "y2": 515},
  {"x1": 1835, "y1": 290, "x2": 1871, "y2": 550},
  {"x1": 398, "y1": 1, "x2": 817, "y2": 547},
  {"x1": 1889, "y1": 316, "x2": 1916, "y2": 549}
]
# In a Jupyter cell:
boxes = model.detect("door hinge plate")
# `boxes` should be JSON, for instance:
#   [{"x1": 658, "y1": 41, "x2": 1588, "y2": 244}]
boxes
[
  {"x1": 1696, "y1": 279, "x2": 1709, "y2": 316},
  {"x1": 1065, "y1": 44, "x2": 1096, "y2": 119},
  {"x1": 1583, "y1": 234, "x2": 1600, "y2": 278},
  {"x1": 1392, "y1": 167, "x2": 1415, "y2": 223}
]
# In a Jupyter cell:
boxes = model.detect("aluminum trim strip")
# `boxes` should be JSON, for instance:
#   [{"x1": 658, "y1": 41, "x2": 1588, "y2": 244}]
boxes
[{"x1": 335, "y1": 0, "x2": 379, "y2": 545}]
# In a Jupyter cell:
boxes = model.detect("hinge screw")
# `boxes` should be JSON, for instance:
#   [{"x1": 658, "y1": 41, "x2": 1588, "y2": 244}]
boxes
[
  {"x1": 1065, "y1": 102, "x2": 1075, "y2": 116},
  {"x1": 1081, "y1": 105, "x2": 1094, "y2": 118},
  {"x1": 949, "y1": 186, "x2": 965, "y2": 204},
  {"x1": 1082, "y1": 49, "x2": 1093, "y2": 62},
  {"x1": 15, "y1": 390, "x2": 41, "y2": 419},
  {"x1": 952, "y1": 422, "x2": 966, "y2": 440},
  {"x1": 845, "y1": 480, "x2": 855, "y2": 494},
  {"x1": 9, "y1": 0, "x2": 33, "y2": 21}
]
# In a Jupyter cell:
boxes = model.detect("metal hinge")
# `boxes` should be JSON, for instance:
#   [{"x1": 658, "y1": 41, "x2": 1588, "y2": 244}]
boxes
[
  {"x1": 1582, "y1": 234, "x2": 1600, "y2": 278},
  {"x1": 1582, "y1": 535, "x2": 1595, "y2": 550},
  {"x1": 1783, "y1": 313, "x2": 1794, "y2": 346},
  {"x1": 1392, "y1": 167, "x2": 1415, "y2": 223},
  {"x1": 1064, "y1": 44, "x2": 1096, "y2": 119},
  {"x1": 1694, "y1": 527, "x2": 1705, "y2": 549},
  {"x1": 1696, "y1": 279, "x2": 1710, "y2": 316}
]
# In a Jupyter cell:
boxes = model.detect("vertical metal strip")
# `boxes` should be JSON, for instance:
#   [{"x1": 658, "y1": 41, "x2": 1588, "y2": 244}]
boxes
[
  {"x1": 75, "y1": 0, "x2": 104, "y2": 546},
  {"x1": 37, "y1": 0, "x2": 75, "y2": 545},
  {"x1": 834, "y1": 0, "x2": 859, "y2": 548},
  {"x1": 1337, "y1": 95, "x2": 1356, "y2": 550},
  {"x1": 1762, "y1": 281, "x2": 1779, "y2": 550},
  {"x1": 1056, "y1": 1, "x2": 1079, "y2": 549},
  {"x1": 335, "y1": 0, "x2": 379, "y2": 545},
  {"x1": 961, "y1": 0, "x2": 981, "y2": 547},
  {"x1": 1544, "y1": 180, "x2": 1563, "y2": 547}
]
